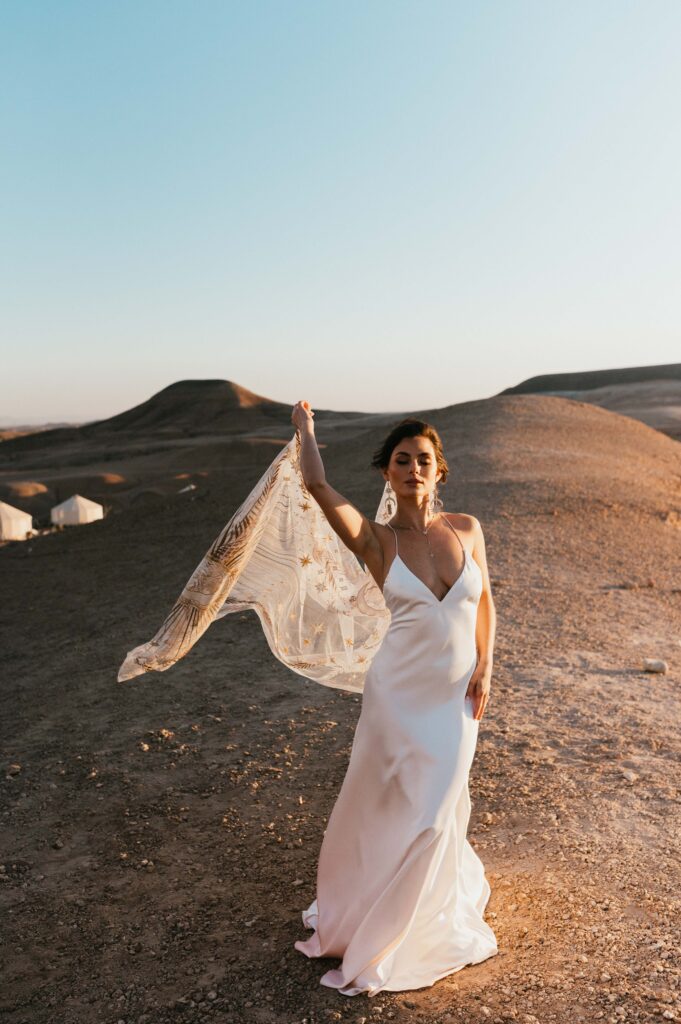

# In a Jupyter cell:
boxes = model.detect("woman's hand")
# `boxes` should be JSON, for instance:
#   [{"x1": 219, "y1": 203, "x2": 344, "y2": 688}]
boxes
[
  {"x1": 466, "y1": 661, "x2": 492, "y2": 720},
  {"x1": 292, "y1": 400, "x2": 315, "y2": 433}
]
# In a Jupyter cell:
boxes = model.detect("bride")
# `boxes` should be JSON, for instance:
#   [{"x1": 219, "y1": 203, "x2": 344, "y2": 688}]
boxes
[
  {"x1": 117, "y1": 398, "x2": 498, "y2": 997},
  {"x1": 290, "y1": 400, "x2": 498, "y2": 996}
]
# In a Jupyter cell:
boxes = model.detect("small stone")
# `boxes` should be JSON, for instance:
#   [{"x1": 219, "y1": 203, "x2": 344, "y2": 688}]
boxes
[
  {"x1": 7, "y1": 763, "x2": 21, "y2": 775},
  {"x1": 642, "y1": 658, "x2": 668, "y2": 673},
  {"x1": 621, "y1": 770, "x2": 637, "y2": 784}
]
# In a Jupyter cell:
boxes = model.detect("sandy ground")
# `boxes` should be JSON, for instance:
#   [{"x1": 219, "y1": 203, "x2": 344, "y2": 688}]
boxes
[{"x1": 1, "y1": 392, "x2": 680, "y2": 1024}]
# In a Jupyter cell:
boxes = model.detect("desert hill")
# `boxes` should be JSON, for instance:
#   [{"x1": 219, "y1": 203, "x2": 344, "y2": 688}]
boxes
[
  {"x1": 500, "y1": 362, "x2": 681, "y2": 440},
  {"x1": 85, "y1": 379, "x2": 294, "y2": 436},
  {"x1": 0, "y1": 379, "x2": 299, "y2": 454},
  {"x1": 1, "y1": 384, "x2": 680, "y2": 1021},
  {"x1": 0, "y1": 380, "x2": 377, "y2": 520}
]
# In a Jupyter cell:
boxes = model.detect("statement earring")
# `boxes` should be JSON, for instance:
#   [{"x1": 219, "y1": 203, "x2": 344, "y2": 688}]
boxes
[
  {"x1": 429, "y1": 482, "x2": 444, "y2": 515},
  {"x1": 385, "y1": 480, "x2": 395, "y2": 517}
]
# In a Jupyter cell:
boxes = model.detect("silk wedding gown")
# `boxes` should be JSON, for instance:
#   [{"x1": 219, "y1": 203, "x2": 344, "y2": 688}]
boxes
[
  {"x1": 116, "y1": 433, "x2": 498, "y2": 996},
  {"x1": 294, "y1": 518, "x2": 498, "y2": 996}
]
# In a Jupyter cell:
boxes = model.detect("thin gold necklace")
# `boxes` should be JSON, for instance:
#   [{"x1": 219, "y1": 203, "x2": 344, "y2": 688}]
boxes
[{"x1": 391, "y1": 511, "x2": 442, "y2": 560}]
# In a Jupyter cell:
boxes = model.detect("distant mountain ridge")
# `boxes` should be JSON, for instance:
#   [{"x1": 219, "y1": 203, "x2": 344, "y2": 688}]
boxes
[
  {"x1": 0, "y1": 379, "x2": 373, "y2": 458},
  {"x1": 500, "y1": 362, "x2": 681, "y2": 394},
  {"x1": 4, "y1": 363, "x2": 680, "y2": 462},
  {"x1": 499, "y1": 363, "x2": 681, "y2": 440},
  {"x1": 0, "y1": 380, "x2": 298, "y2": 454}
]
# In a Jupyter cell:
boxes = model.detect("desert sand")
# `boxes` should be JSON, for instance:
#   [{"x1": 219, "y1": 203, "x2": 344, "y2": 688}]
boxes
[{"x1": 1, "y1": 382, "x2": 680, "y2": 1024}]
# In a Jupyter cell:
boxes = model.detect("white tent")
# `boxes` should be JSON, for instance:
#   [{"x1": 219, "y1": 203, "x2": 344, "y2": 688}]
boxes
[
  {"x1": 51, "y1": 494, "x2": 104, "y2": 527},
  {"x1": 0, "y1": 501, "x2": 33, "y2": 541}
]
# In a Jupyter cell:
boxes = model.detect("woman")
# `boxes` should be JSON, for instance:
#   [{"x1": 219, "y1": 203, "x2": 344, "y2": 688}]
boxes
[
  {"x1": 290, "y1": 400, "x2": 498, "y2": 996},
  {"x1": 117, "y1": 400, "x2": 498, "y2": 997}
]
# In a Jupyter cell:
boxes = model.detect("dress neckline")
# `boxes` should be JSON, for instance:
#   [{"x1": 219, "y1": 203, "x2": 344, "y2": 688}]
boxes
[
  {"x1": 382, "y1": 515, "x2": 469, "y2": 604},
  {"x1": 387, "y1": 548, "x2": 468, "y2": 604}
]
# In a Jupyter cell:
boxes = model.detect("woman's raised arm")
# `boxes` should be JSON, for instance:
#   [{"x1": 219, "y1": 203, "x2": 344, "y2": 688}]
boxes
[{"x1": 291, "y1": 401, "x2": 383, "y2": 568}]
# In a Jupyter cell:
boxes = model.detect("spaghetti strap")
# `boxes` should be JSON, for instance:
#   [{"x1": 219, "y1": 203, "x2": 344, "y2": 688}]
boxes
[
  {"x1": 385, "y1": 521, "x2": 398, "y2": 559},
  {"x1": 440, "y1": 514, "x2": 466, "y2": 559}
]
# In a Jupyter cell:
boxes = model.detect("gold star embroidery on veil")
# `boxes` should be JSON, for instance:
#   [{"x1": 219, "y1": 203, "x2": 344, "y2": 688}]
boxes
[{"x1": 116, "y1": 432, "x2": 392, "y2": 691}]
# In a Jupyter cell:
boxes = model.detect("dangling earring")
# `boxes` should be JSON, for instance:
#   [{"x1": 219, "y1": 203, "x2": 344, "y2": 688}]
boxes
[
  {"x1": 385, "y1": 480, "x2": 395, "y2": 517},
  {"x1": 429, "y1": 482, "x2": 444, "y2": 515}
]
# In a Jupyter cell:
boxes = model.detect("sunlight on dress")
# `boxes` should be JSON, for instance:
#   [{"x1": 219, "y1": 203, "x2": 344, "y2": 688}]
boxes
[{"x1": 293, "y1": 523, "x2": 498, "y2": 995}]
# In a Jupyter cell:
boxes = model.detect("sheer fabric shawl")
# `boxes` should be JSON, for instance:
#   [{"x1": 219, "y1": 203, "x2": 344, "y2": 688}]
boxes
[{"x1": 117, "y1": 431, "x2": 395, "y2": 694}]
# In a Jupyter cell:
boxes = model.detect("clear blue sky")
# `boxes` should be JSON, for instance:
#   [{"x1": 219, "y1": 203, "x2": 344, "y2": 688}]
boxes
[{"x1": 1, "y1": 0, "x2": 679, "y2": 423}]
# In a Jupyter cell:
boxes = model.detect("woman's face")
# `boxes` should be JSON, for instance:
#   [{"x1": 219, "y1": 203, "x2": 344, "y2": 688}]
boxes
[{"x1": 384, "y1": 435, "x2": 441, "y2": 501}]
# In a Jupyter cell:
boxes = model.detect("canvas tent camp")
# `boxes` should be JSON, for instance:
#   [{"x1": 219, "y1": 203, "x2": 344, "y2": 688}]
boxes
[
  {"x1": 0, "y1": 501, "x2": 33, "y2": 541},
  {"x1": 51, "y1": 494, "x2": 104, "y2": 526}
]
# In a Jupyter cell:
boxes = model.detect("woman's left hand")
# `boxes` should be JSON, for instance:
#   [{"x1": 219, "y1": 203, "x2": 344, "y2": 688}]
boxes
[{"x1": 466, "y1": 661, "x2": 492, "y2": 720}]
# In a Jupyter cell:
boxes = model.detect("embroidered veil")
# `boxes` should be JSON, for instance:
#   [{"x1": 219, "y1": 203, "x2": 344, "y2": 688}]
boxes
[{"x1": 117, "y1": 430, "x2": 395, "y2": 694}]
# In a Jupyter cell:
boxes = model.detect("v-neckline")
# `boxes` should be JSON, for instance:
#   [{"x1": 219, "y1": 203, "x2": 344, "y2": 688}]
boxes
[{"x1": 388, "y1": 547, "x2": 468, "y2": 604}]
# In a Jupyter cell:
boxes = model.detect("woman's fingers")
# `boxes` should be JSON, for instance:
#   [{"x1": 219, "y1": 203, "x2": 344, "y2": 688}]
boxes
[
  {"x1": 476, "y1": 691, "x2": 490, "y2": 720},
  {"x1": 470, "y1": 688, "x2": 490, "y2": 720}
]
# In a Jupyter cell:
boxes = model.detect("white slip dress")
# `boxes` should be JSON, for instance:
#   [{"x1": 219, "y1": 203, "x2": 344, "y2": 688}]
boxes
[{"x1": 294, "y1": 516, "x2": 499, "y2": 996}]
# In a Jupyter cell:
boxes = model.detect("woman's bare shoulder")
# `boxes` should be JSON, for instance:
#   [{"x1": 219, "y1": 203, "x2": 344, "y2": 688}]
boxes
[
  {"x1": 442, "y1": 512, "x2": 482, "y2": 552},
  {"x1": 443, "y1": 511, "x2": 481, "y2": 530}
]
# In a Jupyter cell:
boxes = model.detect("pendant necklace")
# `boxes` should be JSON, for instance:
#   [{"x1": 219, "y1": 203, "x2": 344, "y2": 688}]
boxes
[{"x1": 393, "y1": 512, "x2": 442, "y2": 560}]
